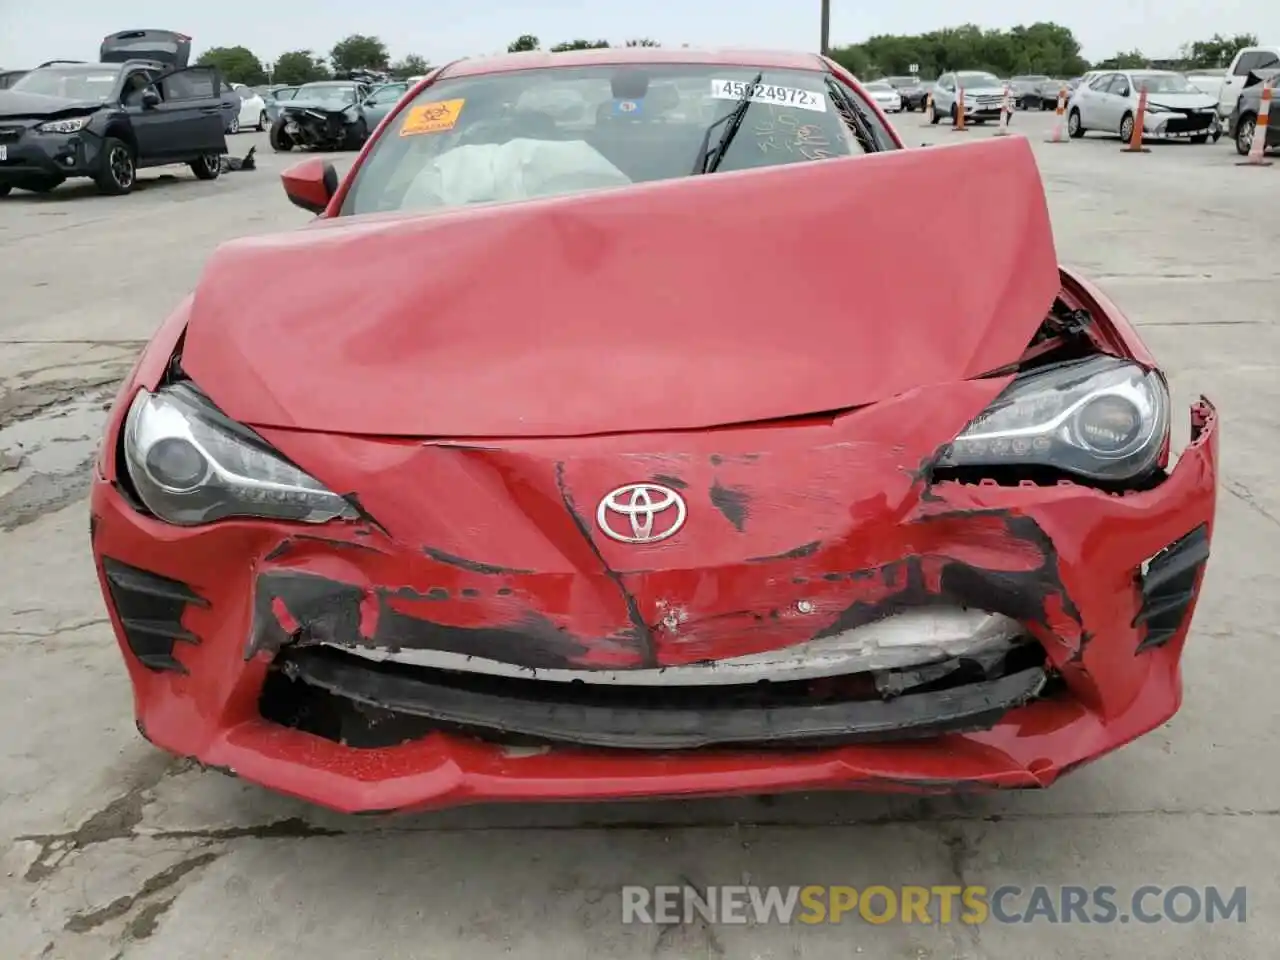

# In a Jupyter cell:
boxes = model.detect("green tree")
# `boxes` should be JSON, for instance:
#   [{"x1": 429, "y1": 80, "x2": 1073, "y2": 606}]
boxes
[
  {"x1": 272, "y1": 50, "x2": 331, "y2": 85},
  {"x1": 1179, "y1": 33, "x2": 1258, "y2": 68},
  {"x1": 330, "y1": 34, "x2": 390, "y2": 74},
  {"x1": 196, "y1": 46, "x2": 268, "y2": 85},
  {"x1": 625, "y1": 38, "x2": 660, "y2": 47},
  {"x1": 550, "y1": 39, "x2": 610, "y2": 52},
  {"x1": 507, "y1": 34, "x2": 540, "y2": 53},
  {"x1": 1094, "y1": 49, "x2": 1149, "y2": 70},
  {"x1": 389, "y1": 53, "x2": 430, "y2": 78},
  {"x1": 830, "y1": 22, "x2": 1088, "y2": 80}
]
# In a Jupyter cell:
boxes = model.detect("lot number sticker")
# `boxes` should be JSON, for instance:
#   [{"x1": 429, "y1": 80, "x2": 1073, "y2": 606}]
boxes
[
  {"x1": 400, "y1": 99, "x2": 467, "y2": 136},
  {"x1": 710, "y1": 79, "x2": 826, "y2": 112}
]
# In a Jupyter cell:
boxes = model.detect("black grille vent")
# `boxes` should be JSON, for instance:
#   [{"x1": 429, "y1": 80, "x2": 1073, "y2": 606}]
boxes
[
  {"x1": 1134, "y1": 525, "x2": 1210, "y2": 652},
  {"x1": 101, "y1": 558, "x2": 208, "y2": 673}
]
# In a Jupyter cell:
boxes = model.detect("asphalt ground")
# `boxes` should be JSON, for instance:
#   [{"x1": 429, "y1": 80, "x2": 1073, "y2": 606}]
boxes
[{"x1": 1, "y1": 108, "x2": 1277, "y2": 959}]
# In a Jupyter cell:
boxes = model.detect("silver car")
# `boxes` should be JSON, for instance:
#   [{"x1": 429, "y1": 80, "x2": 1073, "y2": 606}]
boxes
[
  {"x1": 862, "y1": 79, "x2": 904, "y2": 113},
  {"x1": 1067, "y1": 70, "x2": 1221, "y2": 143},
  {"x1": 928, "y1": 71, "x2": 1008, "y2": 125}
]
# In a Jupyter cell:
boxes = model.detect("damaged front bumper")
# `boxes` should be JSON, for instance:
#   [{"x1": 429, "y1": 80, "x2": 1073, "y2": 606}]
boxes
[
  {"x1": 89, "y1": 394, "x2": 1218, "y2": 813},
  {"x1": 276, "y1": 108, "x2": 354, "y2": 148}
]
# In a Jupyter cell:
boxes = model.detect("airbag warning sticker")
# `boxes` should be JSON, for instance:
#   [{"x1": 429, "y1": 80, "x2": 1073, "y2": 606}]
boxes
[
  {"x1": 710, "y1": 80, "x2": 826, "y2": 112},
  {"x1": 400, "y1": 99, "x2": 466, "y2": 136}
]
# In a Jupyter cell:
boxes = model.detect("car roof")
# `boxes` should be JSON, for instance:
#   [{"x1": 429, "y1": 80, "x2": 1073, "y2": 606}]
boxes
[
  {"x1": 37, "y1": 61, "x2": 119, "y2": 70},
  {"x1": 441, "y1": 46, "x2": 828, "y2": 80}
]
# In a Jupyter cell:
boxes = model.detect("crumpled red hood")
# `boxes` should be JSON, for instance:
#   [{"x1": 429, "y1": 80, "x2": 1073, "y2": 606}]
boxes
[{"x1": 181, "y1": 136, "x2": 1060, "y2": 437}]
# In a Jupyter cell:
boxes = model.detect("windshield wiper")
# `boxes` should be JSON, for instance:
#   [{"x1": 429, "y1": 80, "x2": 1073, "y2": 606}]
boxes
[
  {"x1": 824, "y1": 76, "x2": 880, "y2": 154},
  {"x1": 690, "y1": 72, "x2": 762, "y2": 175}
]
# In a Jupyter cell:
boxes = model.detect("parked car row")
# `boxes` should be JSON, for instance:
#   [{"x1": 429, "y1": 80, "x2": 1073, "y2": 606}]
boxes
[
  {"x1": 864, "y1": 73, "x2": 1079, "y2": 117},
  {"x1": 865, "y1": 44, "x2": 1276, "y2": 156}
]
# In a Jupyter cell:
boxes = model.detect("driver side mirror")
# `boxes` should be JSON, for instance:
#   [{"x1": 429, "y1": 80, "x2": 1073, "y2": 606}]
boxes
[
  {"x1": 141, "y1": 89, "x2": 161, "y2": 109},
  {"x1": 281, "y1": 157, "x2": 339, "y2": 214}
]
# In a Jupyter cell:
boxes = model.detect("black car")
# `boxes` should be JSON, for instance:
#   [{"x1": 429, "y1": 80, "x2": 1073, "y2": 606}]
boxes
[
  {"x1": 1008, "y1": 75, "x2": 1050, "y2": 109},
  {"x1": 269, "y1": 80, "x2": 372, "y2": 152},
  {"x1": 1228, "y1": 68, "x2": 1280, "y2": 156},
  {"x1": 0, "y1": 30, "x2": 226, "y2": 196},
  {"x1": 885, "y1": 75, "x2": 929, "y2": 110}
]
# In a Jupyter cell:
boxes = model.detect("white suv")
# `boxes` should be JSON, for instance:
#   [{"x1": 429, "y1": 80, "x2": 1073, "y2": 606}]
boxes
[{"x1": 928, "y1": 71, "x2": 1008, "y2": 125}]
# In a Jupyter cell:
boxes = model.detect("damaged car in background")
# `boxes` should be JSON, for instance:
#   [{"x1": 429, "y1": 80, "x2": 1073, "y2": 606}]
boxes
[
  {"x1": 270, "y1": 78, "x2": 371, "y2": 151},
  {"x1": 90, "y1": 47, "x2": 1218, "y2": 813}
]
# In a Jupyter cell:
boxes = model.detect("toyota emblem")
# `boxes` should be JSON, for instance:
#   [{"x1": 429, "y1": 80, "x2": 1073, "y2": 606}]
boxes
[{"x1": 596, "y1": 483, "x2": 687, "y2": 544}]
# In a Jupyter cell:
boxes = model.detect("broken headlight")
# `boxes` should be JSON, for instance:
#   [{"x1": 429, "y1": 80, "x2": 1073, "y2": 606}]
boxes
[
  {"x1": 937, "y1": 356, "x2": 1169, "y2": 481},
  {"x1": 122, "y1": 384, "x2": 358, "y2": 526}
]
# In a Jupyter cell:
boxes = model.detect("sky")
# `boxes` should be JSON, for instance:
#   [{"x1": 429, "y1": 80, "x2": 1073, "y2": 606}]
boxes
[{"x1": 0, "y1": 0, "x2": 1276, "y2": 70}]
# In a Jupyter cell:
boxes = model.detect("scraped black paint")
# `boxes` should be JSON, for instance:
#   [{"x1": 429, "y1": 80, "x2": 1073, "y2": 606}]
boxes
[{"x1": 709, "y1": 481, "x2": 750, "y2": 532}]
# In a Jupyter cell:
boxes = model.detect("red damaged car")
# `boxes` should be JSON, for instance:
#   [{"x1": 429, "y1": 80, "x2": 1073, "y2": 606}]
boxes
[{"x1": 90, "y1": 48, "x2": 1218, "y2": 813}]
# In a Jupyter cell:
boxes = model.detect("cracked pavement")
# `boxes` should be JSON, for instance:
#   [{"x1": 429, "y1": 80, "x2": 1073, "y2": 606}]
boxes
[{"x1": 1, "y1": 116, "x2": 1277, "y2": 959}]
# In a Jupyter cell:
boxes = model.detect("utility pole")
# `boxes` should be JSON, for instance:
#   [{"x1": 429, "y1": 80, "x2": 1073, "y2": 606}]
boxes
[{"x1": 820, "y1": 0, "x2": 831, "y2": 56}]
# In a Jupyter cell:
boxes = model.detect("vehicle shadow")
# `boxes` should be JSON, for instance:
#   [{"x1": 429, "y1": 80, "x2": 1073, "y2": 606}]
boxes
[{"x1": 3, "y1": 172, "x2": 209, "y2": 204}]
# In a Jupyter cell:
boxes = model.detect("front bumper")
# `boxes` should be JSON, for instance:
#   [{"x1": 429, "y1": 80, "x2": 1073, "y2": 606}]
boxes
[
  {"x1": 276, "y1": 110, "x2": 351, "y2": 145},
  {"x1": 0, "y1": 126, "x2": 104, "y2": 182},
  {"x1": 1143, "y1": 110, "x2": 1218, "y2": 137},
  {"x1": 90, "y1": 401, "x2": 1218, "y2": 813}
]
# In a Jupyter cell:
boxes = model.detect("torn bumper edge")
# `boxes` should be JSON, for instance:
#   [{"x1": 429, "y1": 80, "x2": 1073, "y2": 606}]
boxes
[{"x1": 91, "y1": 400, "x2": 1219, "y2": 813}]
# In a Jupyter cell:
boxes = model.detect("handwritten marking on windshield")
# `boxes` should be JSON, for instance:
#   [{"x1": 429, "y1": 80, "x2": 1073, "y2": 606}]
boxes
[{"x1": 753, "y1": 114, "x2": 833, "y2": 159}]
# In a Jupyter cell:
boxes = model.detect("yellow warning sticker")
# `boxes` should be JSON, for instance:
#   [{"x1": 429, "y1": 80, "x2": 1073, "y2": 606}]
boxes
[{"x1": 400, "y1": 99, "x2": 466, "y2": 136}]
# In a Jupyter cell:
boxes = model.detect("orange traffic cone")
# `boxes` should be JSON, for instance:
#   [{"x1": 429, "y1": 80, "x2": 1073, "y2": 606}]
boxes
[
  {"x1": 994, "y1": 83, "x2": 1012, "y2": 136},
  {"x1": 1122, "y1": 85, "x2": 1151, "y2": 153},
  {"x1": 921, "y1": 91, "x2": 934, "y2": 125},
  {"x1": 1237, "y1": 85, "x2": 1273, "y2": 167},
  {"x1": 952, "y1": 85, "x2": 967, "y2": 132},
  {"x1": 1046, "y1": 87, "x2": 1068, "y2": 142}
]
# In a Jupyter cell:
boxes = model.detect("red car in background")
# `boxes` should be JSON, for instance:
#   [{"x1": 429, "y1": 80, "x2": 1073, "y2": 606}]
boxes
[{"x1": 90, "y1": 47, "x2": 1217, "y2": 813}]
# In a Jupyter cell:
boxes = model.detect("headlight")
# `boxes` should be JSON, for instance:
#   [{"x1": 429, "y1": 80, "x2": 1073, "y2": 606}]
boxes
[
  {"x1": 936, "y1": 356, "x2": 1169, "y2": 481},
  {"x1": 1144, "y1": 104, "x2": 1171, "y2": 113},
  {"x1": 122, "y1": 384, "x2": 358, "y2": 526},
  {"x1": 38, "y1": 116, "x2": 91, "y2": 134}
]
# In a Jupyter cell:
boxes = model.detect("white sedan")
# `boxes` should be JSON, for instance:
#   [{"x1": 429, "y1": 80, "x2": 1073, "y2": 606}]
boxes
[
  {"x1": 230, "y1": 83, "x2": 268, "y2": 133},
  {"x1": 862, "y1": 79, "x2": 903, "y2": 113}
]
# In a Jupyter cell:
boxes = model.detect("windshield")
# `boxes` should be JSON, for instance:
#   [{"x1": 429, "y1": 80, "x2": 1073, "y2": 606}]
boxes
[
  {"x1": 295, "y1": 83, "x2": 357, "y2": 104},
  {"x1": 12, "y1": 65, "x2": 120, "y2": 100},
  {"x1": 341, "y1": 64, "x2": 894, "y2": 217},
  {"x1": 957, "y1": 72, "x2": 1002, "y2": 88},
  {"x1": 864, "y1": 81, "x2": 893, "y2": 91},
  {"x1": 1131, "y1": 73, "x2": 1194, "y2": 94}
]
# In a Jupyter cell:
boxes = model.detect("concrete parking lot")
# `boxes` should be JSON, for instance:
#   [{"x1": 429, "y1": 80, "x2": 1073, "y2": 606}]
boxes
[{"x1": 0, "y1": 110, "x2": 1277, "y2": 959}]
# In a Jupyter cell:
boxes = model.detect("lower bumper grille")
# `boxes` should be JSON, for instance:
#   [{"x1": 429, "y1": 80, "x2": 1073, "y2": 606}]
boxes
[
  {"x1": 261, "y1": 641, "x2": 1050, "y2": 750},
  {"x1": 1161, "y1": 113, "x2": 1214, "y2": 134}
]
